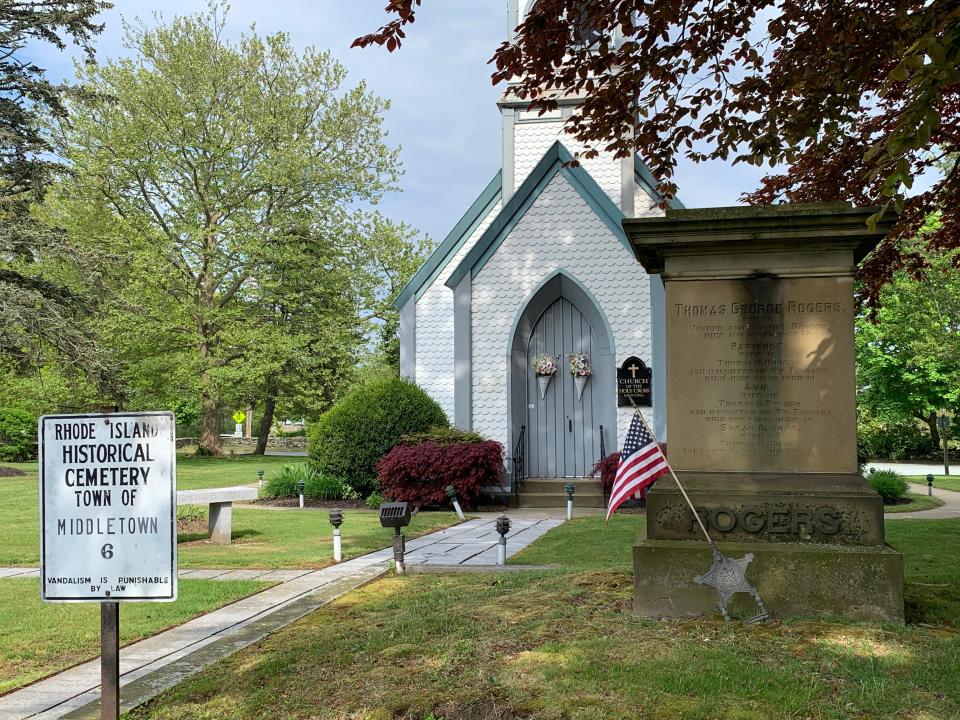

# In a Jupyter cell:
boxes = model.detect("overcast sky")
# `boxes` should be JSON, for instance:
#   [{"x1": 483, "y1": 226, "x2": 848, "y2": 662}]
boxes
[{"x1": 28, "y1": 1, "x2": 771, "y2": 242}]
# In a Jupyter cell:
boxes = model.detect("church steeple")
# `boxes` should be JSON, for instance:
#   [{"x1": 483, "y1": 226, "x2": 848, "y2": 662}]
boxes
[{"x1": 499, "y1": 1, "x2": 635, "y2": 214}]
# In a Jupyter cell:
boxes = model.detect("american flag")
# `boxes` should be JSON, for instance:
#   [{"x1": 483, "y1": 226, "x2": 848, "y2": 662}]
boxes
[{"x1": 606, "y1": 411, "x2": 669, "y2": 522}]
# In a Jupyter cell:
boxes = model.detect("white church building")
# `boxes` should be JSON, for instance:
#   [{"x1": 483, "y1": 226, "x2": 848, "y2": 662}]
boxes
[{"x1": 395, "y1": 1, "x2": 683, "y2": 487}]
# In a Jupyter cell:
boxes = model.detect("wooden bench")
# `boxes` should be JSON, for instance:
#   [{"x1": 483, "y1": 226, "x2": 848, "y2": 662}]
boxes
[{"x1": 177, "y1": 486, "x2": 258, "y2": 545}]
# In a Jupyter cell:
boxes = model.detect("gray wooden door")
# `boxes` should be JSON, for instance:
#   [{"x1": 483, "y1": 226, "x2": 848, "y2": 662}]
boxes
[{"x1": 526, "y1": 297, "x2": 600, "y2": 477}]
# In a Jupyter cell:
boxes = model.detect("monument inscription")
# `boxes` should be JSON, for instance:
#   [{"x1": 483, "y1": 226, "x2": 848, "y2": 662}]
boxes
[{"x1": 667, "y1": 276, "x2": 856, "y2": 474}]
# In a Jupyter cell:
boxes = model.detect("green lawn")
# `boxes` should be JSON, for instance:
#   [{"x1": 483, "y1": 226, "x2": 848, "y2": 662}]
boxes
[
  {"x1": 1, "y1": 453, "x2": 294, "y2": 493},
  {"x1": 0, "y1": 456, "x2": 463, "y2": 567},
  {"x1": 0, "y1": 474, "x2": 42, "y2": 566},
  {"x1": 905, "y1": 474, "x2": 960, "y2": 493},
  {"x1": 0, "y1": 577, "x2": 272, "y2": 694},
  {"x1": 883, "y1": 492, "x2": 946, "y2": 513},
  {"x1": 177, "y1": 508, "x2": 462, "y2": 569},
  {"x1": 128, "y1": 516, "x2": 960, "y2": 720}
]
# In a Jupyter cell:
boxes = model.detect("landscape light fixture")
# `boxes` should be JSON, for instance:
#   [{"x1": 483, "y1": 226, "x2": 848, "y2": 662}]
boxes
[
  {"x1": 445, "y1": 484, "x2": 465, "y2": 520},
  {"x1": 257, "y1": 468, "x2": 264, "y2": 491},
  {"x1": 329, "y1": 508, "x2": 344, "y2": 562},
  {"x1": 565, "y1": 482, "x2": 575, "y2": 521},
  {"x1": 379, "y1": 502, "x2": 411, "y2": 574},
  {"x1": 927, "y1": 473, "x2": 934, "y2": 497},
  {"x1": 295, "y1": 479, "x2": 305, "y2": 508},
  {"x1": 495, "y1": 514, "x2": 511, "y2": 566}
]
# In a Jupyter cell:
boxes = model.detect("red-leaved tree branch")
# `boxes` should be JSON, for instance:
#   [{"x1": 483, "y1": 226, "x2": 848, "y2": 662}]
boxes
[{"x1": 355, "y1": 0, "x2": 960, "y2": 304}]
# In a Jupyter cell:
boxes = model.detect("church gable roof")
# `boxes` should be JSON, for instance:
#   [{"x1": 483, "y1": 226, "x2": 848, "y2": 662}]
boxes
[
  {"x1": 393, "y1": 171, "x2": 502, "y2": 310},
  {"x1": 635, "y1": 155, "x2": 685, "y2": 210},
  {"x1": 445, "y1": 141, "x2": 628, "y2": 289}
]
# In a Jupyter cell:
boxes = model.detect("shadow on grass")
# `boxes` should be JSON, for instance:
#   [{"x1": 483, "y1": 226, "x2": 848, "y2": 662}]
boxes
[
  {"x1": 177, "y1": 529, "x2": 264, "y2": 544},
  {"x1": 904, "y1": 582, "x2": 960, "y2": 627}
]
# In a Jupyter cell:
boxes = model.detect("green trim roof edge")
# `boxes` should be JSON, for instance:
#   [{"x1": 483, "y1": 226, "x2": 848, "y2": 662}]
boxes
[
  {"x1": 445, "y1": 141, "x2": 629, "y2": 289},
  {"x1": 392, "y1": 170, "x2": 502, "y2": 309},
  {"x1": 634, "y1": 155, "x2": 685, "y2": 210}
]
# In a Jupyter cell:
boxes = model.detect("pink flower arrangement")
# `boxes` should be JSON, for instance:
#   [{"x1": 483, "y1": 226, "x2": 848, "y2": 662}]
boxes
[
  {"x1": 569, "y1": 352, "x2": 592, "y2": 377},
  {"x1": 532, "y1": 354, "x2": 558, "y2": 377}
]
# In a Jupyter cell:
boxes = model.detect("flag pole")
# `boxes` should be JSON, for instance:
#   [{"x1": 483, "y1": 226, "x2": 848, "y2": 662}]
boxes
[{"x1": 627, "y1": 400, "x2": 716, "y2": 549}]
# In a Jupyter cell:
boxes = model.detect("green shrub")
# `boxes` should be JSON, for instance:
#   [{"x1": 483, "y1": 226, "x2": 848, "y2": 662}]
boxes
[
  {"x1": 0, "y1": 408, "x2": 37, "y2": 462},
  {"x1": 378, "y1": 439, "x2": 503, "y2": 508},
  {"x1": 868, "y1": 469, "x2": 909, "y2": 504},
  {"x1": 858, "y1": 417, "x2": 934, "y2": 461},
  {"x1": 398, "y1": 426, "x2": 485, "y2": 445},
  {"x1": 262, "y1": 463, "x2": 357, "y2": 501},
  {"x1": 365, "y1": 492, "x2": 385, "y2": 510},
  {"x1": 262, "y1": 463, "x2": 313, "y2": 497},
  {"x1": 308, "y1": 378, "x2": 448, "y2": 497},
  {"x1": 177, "y1": 505, "x2": 207, "y2": 525}
]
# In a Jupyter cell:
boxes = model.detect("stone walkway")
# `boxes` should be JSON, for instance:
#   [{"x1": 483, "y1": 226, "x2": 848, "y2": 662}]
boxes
[
  {"x1": 0, "y1": 515, "x2": 562, "y2": 720},
  {"x1": 884, "y1": 483, "x2": 960, "y2": 520}
]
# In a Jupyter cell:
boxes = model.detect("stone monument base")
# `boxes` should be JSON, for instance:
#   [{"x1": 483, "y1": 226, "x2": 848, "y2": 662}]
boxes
[
  {"x1": 633, "y1": 536, "x2": 904, "y2": 623},
  {"x1": 646, "y1": 474, "x2": 886, "y2": 546}
]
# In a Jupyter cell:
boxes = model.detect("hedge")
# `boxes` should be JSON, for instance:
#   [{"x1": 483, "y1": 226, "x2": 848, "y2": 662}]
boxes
[{"x1": 308, "y1": 378, "x2": 448, "y2": 497}]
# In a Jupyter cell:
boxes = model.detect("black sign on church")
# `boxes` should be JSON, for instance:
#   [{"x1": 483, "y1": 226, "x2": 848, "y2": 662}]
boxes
[{"x1": 617, "y1": 356, "x2": 652, "y2": 407}]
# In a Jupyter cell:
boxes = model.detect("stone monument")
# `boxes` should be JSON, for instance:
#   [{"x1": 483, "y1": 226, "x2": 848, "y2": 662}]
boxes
[{"x1": 623, "y1": 202, "x2": 904, "y2": 622}]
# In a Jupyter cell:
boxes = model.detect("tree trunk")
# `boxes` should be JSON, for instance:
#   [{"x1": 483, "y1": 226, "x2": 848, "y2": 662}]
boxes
[
  {"x1": 200, "y1": 387, "x2": 223, "y2": 456},
  {"x1": 922, "y1": 411, "x2": 941, "y2": 449},
  {"x1": 254, "y1": 388, "x2": 277, "y2": 456}
]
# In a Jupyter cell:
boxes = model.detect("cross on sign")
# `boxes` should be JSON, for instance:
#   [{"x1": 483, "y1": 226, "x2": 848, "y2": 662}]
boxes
[{"x1": 628, "y1": 364, "x2": 640, "y2": 378}]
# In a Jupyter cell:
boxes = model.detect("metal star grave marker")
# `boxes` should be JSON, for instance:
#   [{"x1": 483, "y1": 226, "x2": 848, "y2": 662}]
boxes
[
  {"x1": 694, "y1": 546, "x2": 769, "y2": 623},
  {"x1": 625, "y1": 400, "x2": 770, "y2": 624}
]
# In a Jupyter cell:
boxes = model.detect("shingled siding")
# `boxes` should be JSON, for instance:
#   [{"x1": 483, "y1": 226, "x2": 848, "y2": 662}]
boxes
[
  {"x1": 415, "y1": 199, "x2": 501, "y2": 421},
  {"x1": 514, "y1": 120, "x2": 623, "y2": 208},
  {"x1": 471, "y1": 173, "x2": 656, "y2": 452}
]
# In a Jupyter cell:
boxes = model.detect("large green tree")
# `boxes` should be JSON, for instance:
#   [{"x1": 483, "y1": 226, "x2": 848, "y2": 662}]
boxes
[
  {"x1": 856, "y1": 221, "x2": 960, "y2": 446},
  {"x1": 48, "y1": 4, "x2": 402, "y2": 453},
  {"x1": 0, "y1": 0, "x2": 111, "y2": 385}
]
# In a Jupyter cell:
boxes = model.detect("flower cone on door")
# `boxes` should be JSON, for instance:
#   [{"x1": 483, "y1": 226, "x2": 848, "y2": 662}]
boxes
[
  {"x1": 569, "y1": 352, "x2": 592, "y2": 401},
  {"x1": 537, "y1": 374, "x2": 552, "y2": 399},
  {"x1": 532, "y1": 354, "x2": 558, "y2": 400},
  {"x1": 574, "y1": 374, "x2": 588, "y2": 400}
]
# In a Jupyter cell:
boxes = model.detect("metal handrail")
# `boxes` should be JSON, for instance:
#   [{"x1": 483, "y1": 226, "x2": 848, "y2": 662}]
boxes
[
  {"x1": 513, "y1": 425, "x2": 526, "y2": 496},
  {"x1": 599, "y1": 424, "x2": 608, "y2": 506}
]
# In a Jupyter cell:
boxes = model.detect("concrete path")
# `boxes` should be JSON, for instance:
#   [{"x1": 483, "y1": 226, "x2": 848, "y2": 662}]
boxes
[
  {"x1": 862, "y1": 463, "x2": 960, "y2": 519},
  {"x1": 884, "y1": 483, "x2": 960, "y2": 520},
  {"x1": 868, "y1": 461, "x2": 951, "y2": 475},
  {"x1": 0, "y1": 514, "x2": 561, "y2": 720}
]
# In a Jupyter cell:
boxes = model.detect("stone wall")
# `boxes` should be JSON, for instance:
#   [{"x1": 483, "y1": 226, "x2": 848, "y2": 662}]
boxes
[{"x1": 175, "y1": 436, "x2": 307, "y2": 451}]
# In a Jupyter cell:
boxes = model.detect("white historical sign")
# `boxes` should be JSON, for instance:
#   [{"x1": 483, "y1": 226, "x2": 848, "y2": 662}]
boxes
[{"x1": 39, "y1": 412, "x2": 177, "y2": 602}]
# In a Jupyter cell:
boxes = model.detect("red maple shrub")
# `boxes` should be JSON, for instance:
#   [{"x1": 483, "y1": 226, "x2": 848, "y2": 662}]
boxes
[
  {"x1": 377, "y1": 439, "x2": 504, "y2": 509},
  {"x1": 591, "y1": 451, "x2": 620, "y2": 494}
]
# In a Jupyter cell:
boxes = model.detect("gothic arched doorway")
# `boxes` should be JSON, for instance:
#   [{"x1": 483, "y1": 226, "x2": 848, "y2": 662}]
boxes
[{"x1": 509, "y1": 273, "x2": 615, "y2": 478}]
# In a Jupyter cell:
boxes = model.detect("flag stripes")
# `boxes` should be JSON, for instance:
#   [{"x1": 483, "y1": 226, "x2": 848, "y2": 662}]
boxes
[{"x1": 605, "y1": 411, "x2": 670, "y2": 522}]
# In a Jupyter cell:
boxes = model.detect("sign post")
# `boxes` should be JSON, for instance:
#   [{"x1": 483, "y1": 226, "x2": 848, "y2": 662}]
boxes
[
  {"x1": 939, "y1": 414, "x2": 951, "y2": 476},
  {"x1": 39, "y1": 412, "x2": 177, "y2": 720},
  {"x1": 232, "y1": 410, "x2": 246, "y2": 438}
]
